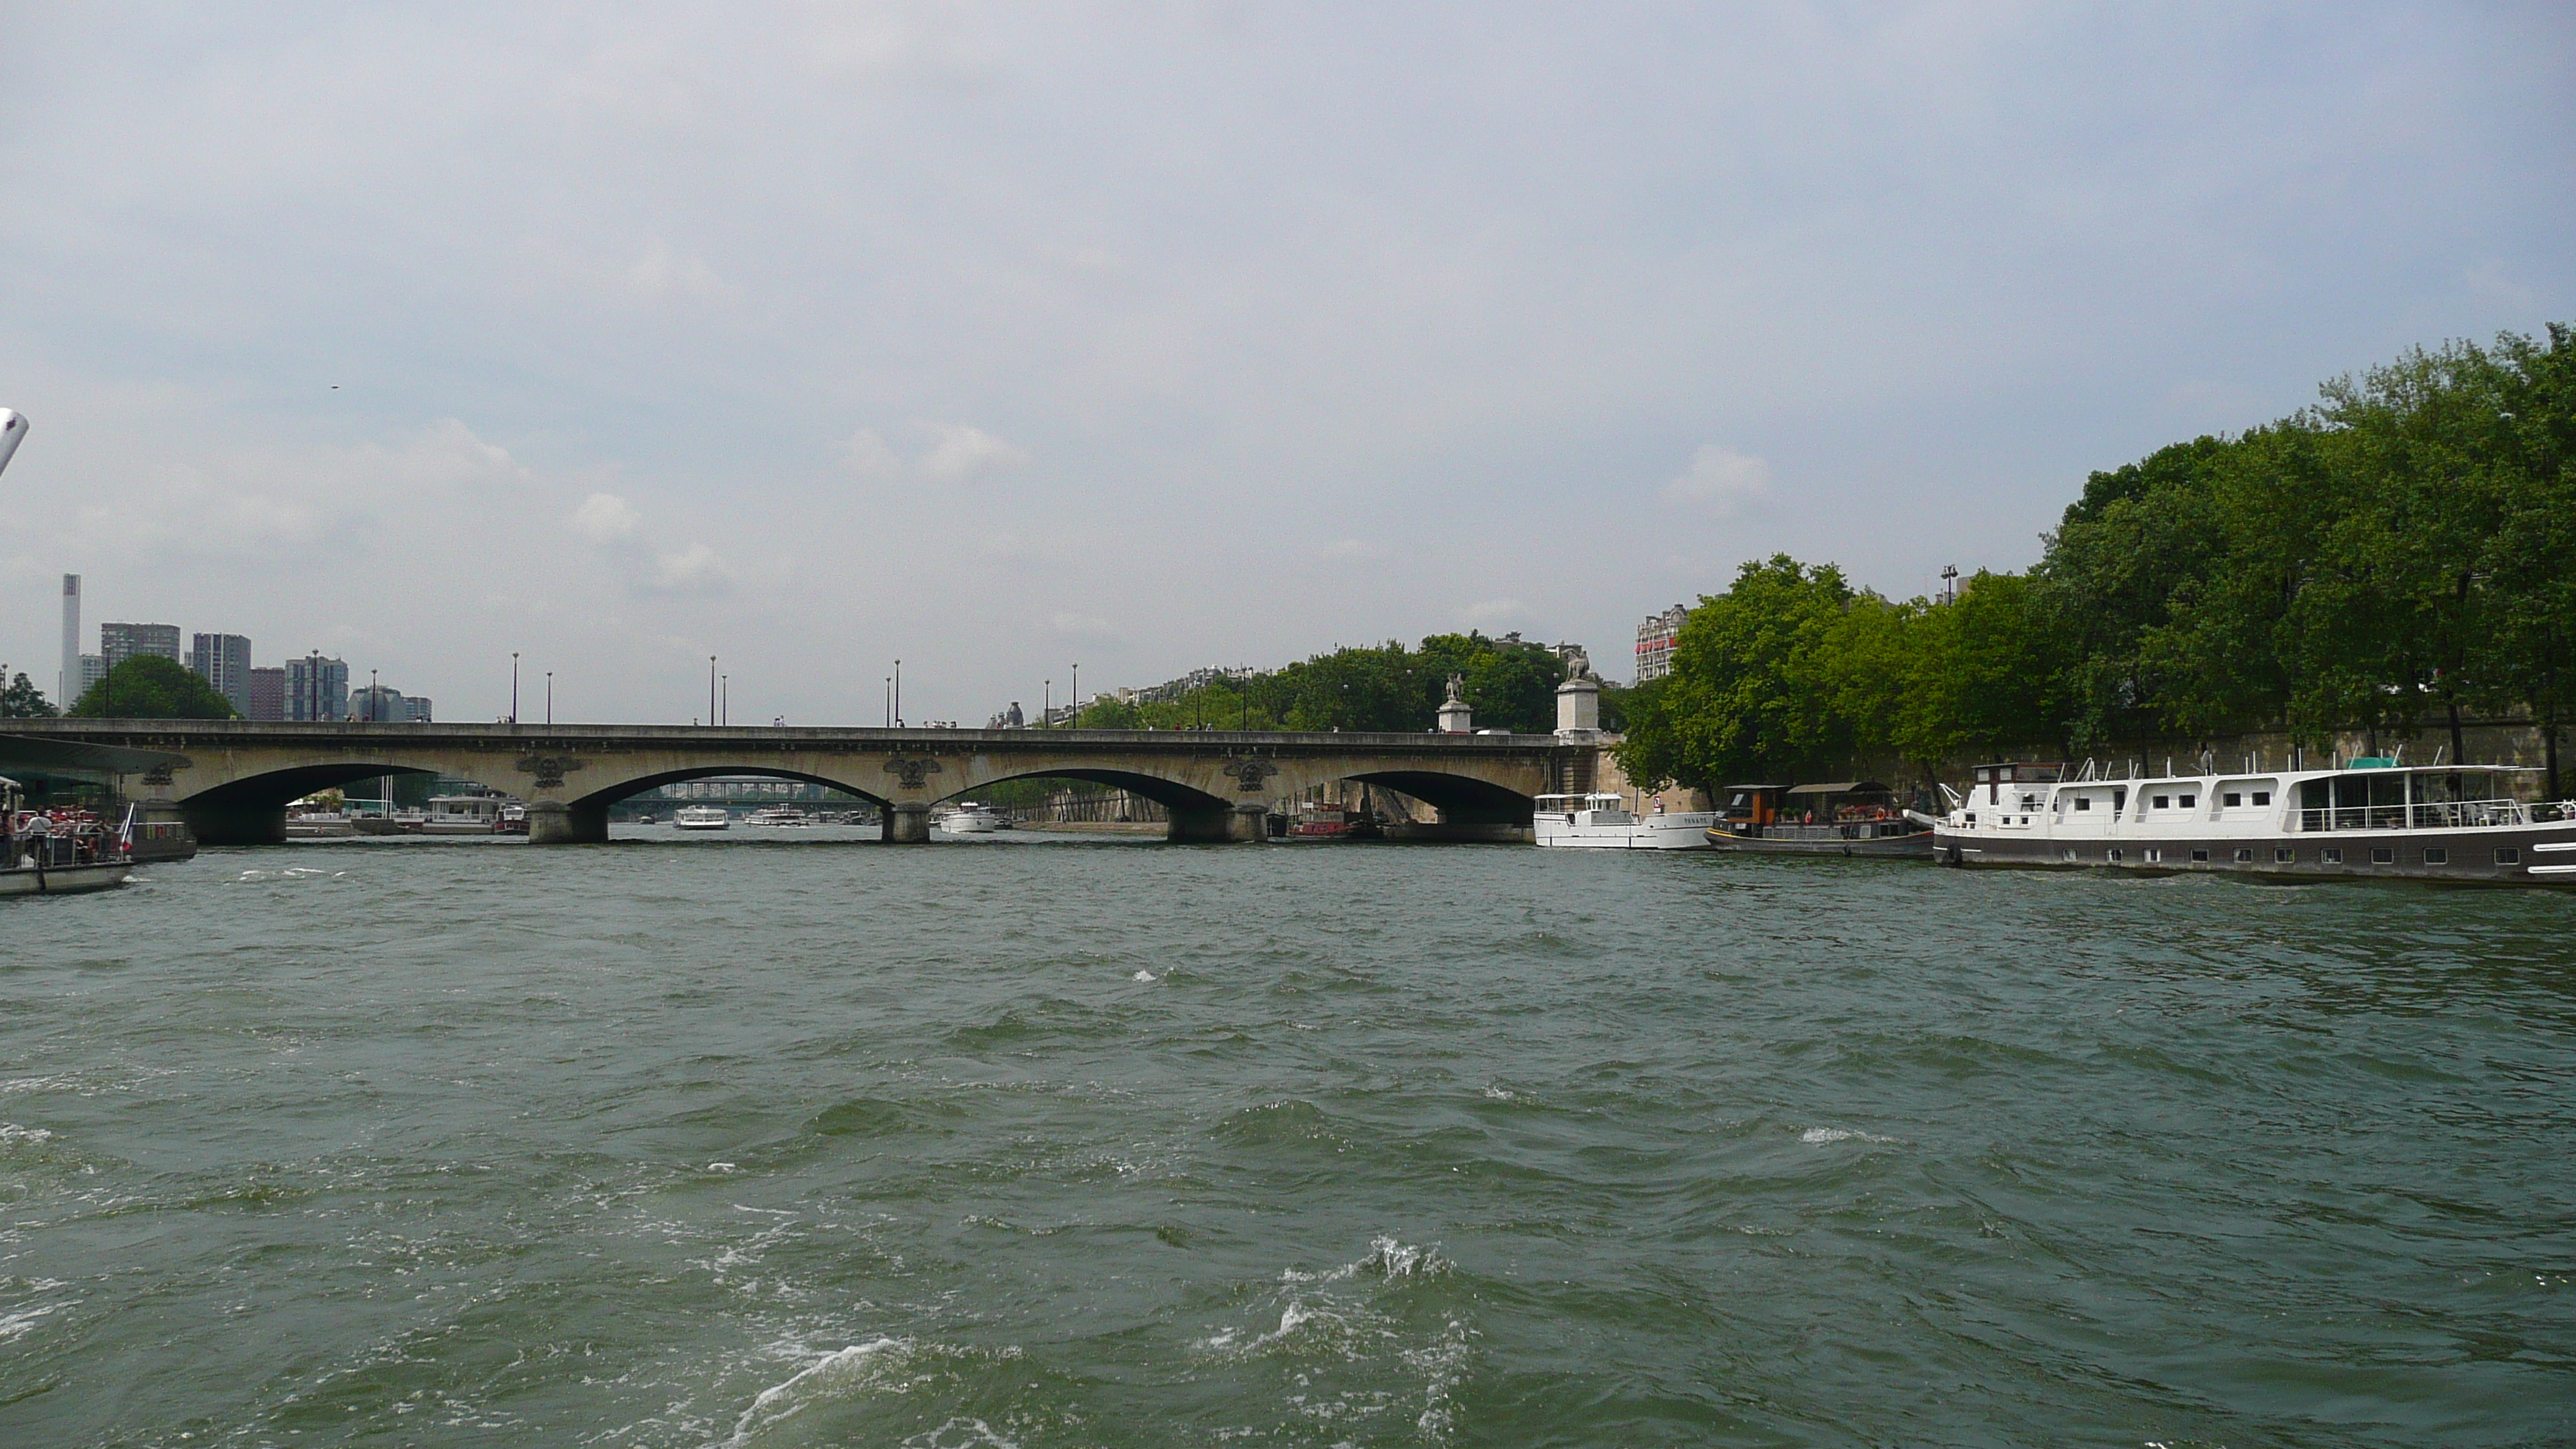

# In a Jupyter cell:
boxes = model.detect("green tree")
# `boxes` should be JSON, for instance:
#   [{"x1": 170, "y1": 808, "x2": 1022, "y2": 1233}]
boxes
[
  {"x1": 0, "y1": 672, "x2": 57, "y2": 718},
  {"x1": 69, "y1": 656, "x2": 241, "y2": 719},
  {"x1": 1612, "y1": 556, "x2": 1855, "y2": 790}
]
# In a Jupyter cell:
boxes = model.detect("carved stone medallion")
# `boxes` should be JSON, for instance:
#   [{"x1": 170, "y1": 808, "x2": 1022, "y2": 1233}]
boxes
[
  {"x1": 515, "y1": 755, "x2": 586, "y2": 789},
  {"x1": 882, "y1": 757, "x2": 944, "y2": 790},
  {"x1": 1227, "y1": 759, "x2": 1279, "y2": 793}
]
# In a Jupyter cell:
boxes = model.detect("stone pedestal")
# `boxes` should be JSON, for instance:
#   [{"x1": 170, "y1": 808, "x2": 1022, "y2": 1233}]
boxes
[
  {"x1": 526, "y1": 800, "x2": 608, "y2": 844},
  {"x1": 885, "y1": 803, "x2": 933, "y2": 842}
]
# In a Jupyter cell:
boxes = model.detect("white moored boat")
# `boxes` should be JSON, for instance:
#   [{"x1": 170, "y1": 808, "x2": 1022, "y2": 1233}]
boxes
[
  {"x1": 1533, "y1": 793, "x2": 1716, "y2": 850},
  {"x1": 421, "y1": 795, "x2": 503, "y2": 835},
  {"x1": 673, "y1": 805, "x2": 730, "y2": 831},
  {"x1": 1935, "y1": 755, "x2": 2576, "y2": 887},
  {"x1": 937, "y1": 802, "x2": 1003, "y2": 835},
  {"x1": 745, "y1": 806, "x2": 809, "y2": 827}
]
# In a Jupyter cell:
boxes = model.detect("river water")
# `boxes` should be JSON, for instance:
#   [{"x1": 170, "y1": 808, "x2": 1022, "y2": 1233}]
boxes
[{"x1": 2, "y1": 830, "x2": 2570, "y2": 1447}]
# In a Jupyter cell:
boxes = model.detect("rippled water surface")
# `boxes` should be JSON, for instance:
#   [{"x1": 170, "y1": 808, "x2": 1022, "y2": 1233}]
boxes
[{"x1": 2, "y1": 831, "x2": 2571, "y2": 1446}]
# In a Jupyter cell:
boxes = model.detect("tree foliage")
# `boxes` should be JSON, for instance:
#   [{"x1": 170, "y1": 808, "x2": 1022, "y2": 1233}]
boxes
[
  {"x1": 0, "y1": 673, "x2": 56, "y2": 718},
  {"x1": 1615, "y1": 324, "x2": 2576, "y2": 793},
  {"x1": 68, "y1": 656, "x2": 241, "y2": 719}
]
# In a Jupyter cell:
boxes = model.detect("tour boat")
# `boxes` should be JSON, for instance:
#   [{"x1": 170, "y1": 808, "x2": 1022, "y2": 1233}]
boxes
[
  {"x1": 1704, "y1": 781, "x2": 1935, "y2": 858},
  {"x1": 745, "y1": 806, "x2": 809, "y2": 827},
  {"x1": 495, "y1": 803, "x2": 529, "y2": 835},
  {"x1": 937, "y1": 802, "x2": 1003, "y2": 834},
  {"x1": 1, "y1": 788, "x2": 133, "y2": 896},
  {"x1": 1533, "y1": 793, "x2": 1717, "y2": 849},
  {"x1": 1934, "y1": 755, "x2": 2576, "y2": 886},
  {"x1": 422, "y1": 795, "x2": 504, "y2": 835},
  {"x1": 673, "y1": 805, "x2": 730, "y2": 831}
]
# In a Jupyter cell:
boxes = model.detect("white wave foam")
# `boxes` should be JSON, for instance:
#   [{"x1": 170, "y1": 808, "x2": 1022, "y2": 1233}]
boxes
[
  {"x1": 1800, "y1": 1126, "x2": 1897, "y2": 1145},
  {"x1": 0, "y1": 1300, "x2": 73, "y2": 1342},
  {"x1": 0, "y1": 1124, "x2": 55, "y2": 1146},
  {"x1": 1132, "y1": 968, "x2": 1156, "y2": 981},
  {"x1": 720, "y1": 1337, "x2": 909, "y2": 1447}
]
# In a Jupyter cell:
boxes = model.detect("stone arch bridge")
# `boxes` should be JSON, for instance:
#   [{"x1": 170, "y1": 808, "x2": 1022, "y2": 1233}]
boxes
[{"x1": 5, "y1": 721, "x2": 1597, "y2": 845}]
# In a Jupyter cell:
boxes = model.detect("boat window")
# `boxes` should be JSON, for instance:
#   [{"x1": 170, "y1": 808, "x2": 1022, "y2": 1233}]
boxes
[
  {"x1": 2222, "y1": 793, "x2": 2241, "y2": 807},
  {"x1": 2274, "y1": 848, "x2": 2293, "y2": 863},
  {"x1": 2178, "y1": 794, "x2": 2196, "y2": 809},
  {"x1": 2423, "y1": 848, "x2": 2448, "y2": 865},
  {"x1": 2371, "y1": 847, "x2": 2394, "y2": 865},
  {"x1": 2189, "y1": 848, "x2": 2208, "y2": 862},
  {"x1": 2152, "y1": 795, "x2": 2170, "y2": 810},
  {"x1": 2074, "y1": 797, "x2": 2091, "y2": 811},
  {"x1": 2252, "y1": 792, "x2": 2270, "y2": 807},
  {"x1": 2234, "y1": 848, "x2": 2253, "y2": 863},
  {"x1": 2496, "y1": 847, "x2": 2519, "y2": 865},
  {"x1": 2321, "y1": 847, "x2": 2343, "y2": 864}
]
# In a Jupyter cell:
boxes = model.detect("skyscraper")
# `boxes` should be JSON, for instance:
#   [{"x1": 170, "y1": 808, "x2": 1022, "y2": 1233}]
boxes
[
  {"x1": 247, "y1": 668, "x2": 285, "y2": 721},
  {"x1": 283, "y1": 653, "x2": 348, "y2": 721},
  {"x1": 58, "y1": 574, "x2": 79, "y2": 709},
  {"x1": 189, "y1": 633, "x2": 254, "y2": 714},
  {"x1": 101, "y1": 622, "x2": 182, "y2": 667}
]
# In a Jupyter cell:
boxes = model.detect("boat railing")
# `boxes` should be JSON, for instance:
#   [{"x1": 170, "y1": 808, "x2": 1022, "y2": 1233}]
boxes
[{"x1": 2295, "y1": 798, "x2": 2530, "y2": 833}]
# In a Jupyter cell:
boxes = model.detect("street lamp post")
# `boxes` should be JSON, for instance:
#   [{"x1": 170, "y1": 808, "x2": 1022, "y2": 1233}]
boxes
[
  {"x1": 1070, "y1": 663, "x2": 1079, "y2": 731},
  {"x1": 721, "y1": 675, "x2": 728, "y2": 727},
  {"x1": 546, "y1": 671, "x2": 553, "y2": 727},
  {"x1": 511, "y1": 653, "x2": 519, "y2": 724},
  {"x1": 893, "y1": 659, "x2": 902, "y2": 728},
  {"x1": 708, "y1": 656, "x2": 717, "y2": 727}
]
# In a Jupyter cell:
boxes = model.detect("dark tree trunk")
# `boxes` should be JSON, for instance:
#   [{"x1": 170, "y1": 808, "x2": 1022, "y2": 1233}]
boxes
[{"x1": 2448, "y1": 697, "x2": 2465, "y2": 769}]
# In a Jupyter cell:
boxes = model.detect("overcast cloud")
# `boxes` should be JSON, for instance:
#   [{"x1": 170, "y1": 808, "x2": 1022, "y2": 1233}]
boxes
[{"x1": 0, "y1": 2, "x2": 2567, "y2": 723}]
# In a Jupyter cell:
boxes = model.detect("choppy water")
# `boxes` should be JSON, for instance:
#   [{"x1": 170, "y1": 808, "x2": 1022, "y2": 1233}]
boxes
[{"x1": 2, "y1": 830, "x2": 2571, "y2": 1446}]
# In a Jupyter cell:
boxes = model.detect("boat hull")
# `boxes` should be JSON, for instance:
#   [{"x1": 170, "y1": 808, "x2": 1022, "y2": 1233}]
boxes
[
  {"x1": 1934, "y1": 821, "x2": 2576, "y2": 887},
  {"x1": 1708, "y1": 828, "x2": 1933, "y2": 858},
  {"x1": 1533, "y1": 814, "x2": 1717, "y2": 850},
  {"x1": 0, "y1": 860, "x2": 134, "y2": 896}
]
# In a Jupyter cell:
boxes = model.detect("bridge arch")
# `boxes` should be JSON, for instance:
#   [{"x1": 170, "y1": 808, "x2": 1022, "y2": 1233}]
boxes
[
  {"x1": 941, "y1": 766, "x2": 1243, "y2": 841},
  {"x1": 560, "y1": 765, "x2": 892, "y2": 838}
]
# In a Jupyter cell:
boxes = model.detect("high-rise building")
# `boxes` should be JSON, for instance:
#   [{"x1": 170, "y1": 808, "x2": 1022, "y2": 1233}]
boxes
[
  {"x1": 348, "y1": 683, "x2": 433, "y2": 723},
  {"x1": 58, "y1": 575, "x2": 80, "y2": 711},
  {"x1": 1634, "y1": 604, "x2": 1690, "y2": 683},
  {"x1": 77, "y1": 655, "x2": 108, "y2": 697},
  {"x1": 247, "y1": 667, "x2": 286, "y2": 721},
  {"x1": 101, "y1": 622, "x2": 182, "y2": 668},
  {"x1": 187, "y1": 633, "x2": 254, "y2": 713},
  {"x1": 283, "y1": 653, "x2": 349, "y2": 721}
]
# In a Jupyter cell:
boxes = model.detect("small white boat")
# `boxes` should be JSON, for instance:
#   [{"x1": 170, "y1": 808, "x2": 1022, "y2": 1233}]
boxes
[
  {"x1": 1533, "y1": 793, "x2": 1717, "y2": 849},
  {"x1": 284, "y1": 810, "x2": 357, "y2": 839},
  {"x1": 421, "y1": 795, "x2": 503, "y2": 835},
  {"x1": 937, "y1": 802, "x2": 1003, "y2": 834},
  {"x1": 745, "y1": 806, "x2": 810, "y2": 827},
  {"x1": 673, "y1": 805, "x2": 730, "y2": 831},
  {"x1": 1, "y1": 786, "x2": 132, "y2": 895}
]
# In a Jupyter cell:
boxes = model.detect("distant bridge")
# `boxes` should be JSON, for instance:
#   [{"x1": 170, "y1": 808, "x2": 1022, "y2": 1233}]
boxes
[{"x1": 2, "y1": 721, "x2": 1597, "y2": 845}]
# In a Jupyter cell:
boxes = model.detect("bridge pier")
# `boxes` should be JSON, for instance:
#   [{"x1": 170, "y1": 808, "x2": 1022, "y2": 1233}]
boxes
[
  {"x1": 527, "y1": 800, "x2": 608, "y2": 845},
  {"x1": 885, "y1": 803, "x2": 933, "y2": 843},
  {"x1": 184, "y1": 799, "x2": 286, "y2": 848},
  {"x1": 1168, "y1": 803, "x2": 1268, "y2": 843}
]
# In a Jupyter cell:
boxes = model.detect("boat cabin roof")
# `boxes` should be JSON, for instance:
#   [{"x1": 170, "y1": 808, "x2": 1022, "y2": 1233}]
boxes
[
  {"x1": 1534, "y1": 793, "x2": 1625, "y2": 804},
  {"x1": 1785, "y1": 780, "x2": 1889, "y2": 797}
]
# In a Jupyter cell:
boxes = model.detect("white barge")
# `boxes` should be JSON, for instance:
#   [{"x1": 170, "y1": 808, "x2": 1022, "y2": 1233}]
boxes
[
  {"x1": 1935, "y1": 756, "x2": 2576, "y2": 886},
  {"x1": 1533, "y1": 793, "x2": 1716, "y2": 850}
]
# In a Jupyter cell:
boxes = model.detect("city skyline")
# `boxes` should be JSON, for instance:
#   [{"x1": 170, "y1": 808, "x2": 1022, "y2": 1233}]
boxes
[{"x1": 1, "y1": 5, "x2": 2566, "y2": 725}]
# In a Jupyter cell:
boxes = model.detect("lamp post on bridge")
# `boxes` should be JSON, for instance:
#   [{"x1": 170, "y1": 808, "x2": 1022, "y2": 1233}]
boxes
[
  {"x1": 546, "y1": 671, "x2": 553, "y2": 727},
  {"x1": 1070, "y1": 662, "x2": 1079, "y2": 731},
  {"x1": 708, "y1": 656, "x2": 717, "y2": 728},
  {"x1": 510, "y1": 653, "x2": 519, "y2": 725},
  {"x1": 893, "y1": 659, "x2": 902, "y2": 728}
]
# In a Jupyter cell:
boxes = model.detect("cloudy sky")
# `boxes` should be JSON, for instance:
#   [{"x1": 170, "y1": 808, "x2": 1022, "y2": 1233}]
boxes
[{"x1": 1, "y1": 3, "x2": 2567, "y2": 724}]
